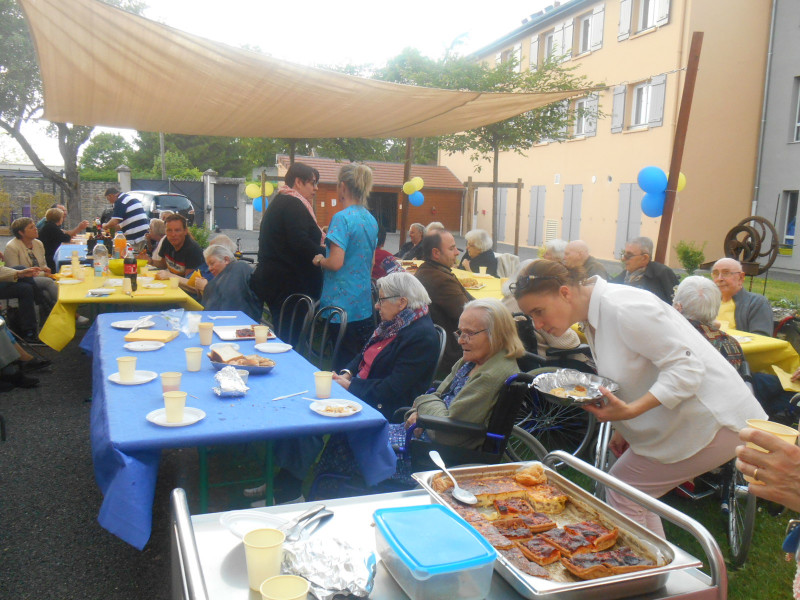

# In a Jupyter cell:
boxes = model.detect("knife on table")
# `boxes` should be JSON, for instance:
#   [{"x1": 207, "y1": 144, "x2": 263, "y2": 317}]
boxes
[{"x1": 278, "y1": 504, "x2": 325, "y2": 535}]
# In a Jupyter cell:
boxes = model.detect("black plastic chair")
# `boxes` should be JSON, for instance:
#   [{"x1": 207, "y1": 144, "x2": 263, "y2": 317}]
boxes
[
  {"x1": 276, "y1": 294, "x2": 316, "y2": 349},
  {"x1": 370, "y1": 279, "x2": 380, "y2": 328},
  {"x1": 304, "y1": 305, "x2": 348, "y2": 371},
  {"x1": 432, "y1": 325, "x2": 447, "y2": 375}
]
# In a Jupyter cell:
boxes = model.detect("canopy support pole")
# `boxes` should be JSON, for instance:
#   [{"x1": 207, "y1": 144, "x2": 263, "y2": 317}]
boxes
[{"x1": 399, "y1": 137, "x2": 413, "y2": 246}]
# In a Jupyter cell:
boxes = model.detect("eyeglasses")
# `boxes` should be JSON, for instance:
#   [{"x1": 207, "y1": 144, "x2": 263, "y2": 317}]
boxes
[
  {"x1": 377, "y1": 295, "x2": 401, "y2": 304},
  {"x1": 453, "y1": 329, "x2": 487, "y2": 342},
  {"x1": 508, "y1": 274, "x2": 561, "y2": 294},
  {"x1": 622, "y1": 252, "x2": 647, "y2": 260},
  {"x1": 711, "y1": 269, "x2": 742, "y2": 278}
]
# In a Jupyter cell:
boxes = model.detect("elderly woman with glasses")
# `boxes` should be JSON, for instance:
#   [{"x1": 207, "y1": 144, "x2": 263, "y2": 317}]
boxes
[
  {"x1": 514, "y1": 259, "x2": 765, "y2": 537},
  {"x1": 395, "y1": 298, "x2": 525, "y2": 450},
  {"x1": 332, "y1": 272, "x2": 439, "y2": 419},
  {"x1": 459, "y1": 229, "x2": 498, "y2": 277},
  {"x1": 194, "y1": 244, "x2": 261, "y2": 321}
]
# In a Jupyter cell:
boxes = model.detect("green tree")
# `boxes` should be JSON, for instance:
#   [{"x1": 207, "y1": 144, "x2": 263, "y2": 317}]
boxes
[
  {"x1": 377, "y1": 47, "x2": 599, "y2": 247},
  {"x1": 0, "y1": 0, "x2": 145, "y2": 222},
  {"x1": 79, "y1": 132, "x2": 132, "y2": 170},
  {"x1": 153, "y1": 150, "x2": 202, "y2": 181}
]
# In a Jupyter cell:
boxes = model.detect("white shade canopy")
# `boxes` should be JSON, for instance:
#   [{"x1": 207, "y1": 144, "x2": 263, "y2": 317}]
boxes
[{"x1": 19, "y1": 0, "x2": 593, "y2": 139}]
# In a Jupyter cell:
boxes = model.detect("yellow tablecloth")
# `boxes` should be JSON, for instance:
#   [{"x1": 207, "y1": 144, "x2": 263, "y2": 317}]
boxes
[
  {"x1": 40, "y1": 274, "x2": 203, "y2": 351},
  {"x1": 726, "y1": 327, "x2": 800, "y2": 376},
  {"x1": 402, "y1": 260, "x2": 505, "y2": 300}
]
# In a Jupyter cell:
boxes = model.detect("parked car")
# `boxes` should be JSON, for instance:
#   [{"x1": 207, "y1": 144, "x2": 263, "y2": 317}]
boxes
[{"x1": 125, "y1": 190, "x2": 196, "y2": 225}]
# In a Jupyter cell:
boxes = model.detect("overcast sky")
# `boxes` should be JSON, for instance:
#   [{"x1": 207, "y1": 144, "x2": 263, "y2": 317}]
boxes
[{"x1": 2, "y1": 0, "x2": 551, "y2": 165}]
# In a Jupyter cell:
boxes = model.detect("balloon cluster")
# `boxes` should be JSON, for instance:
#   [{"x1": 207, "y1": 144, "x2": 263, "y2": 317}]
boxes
[
  {"x1": 403, "y1": 177, "x2": 425, "y2": 207},
  {"x1": 246, "y1": 182, "x2": 275, "y2": 212},
  {"x1": 637, "y1": 167, "x2": 686, "y2": 218}
]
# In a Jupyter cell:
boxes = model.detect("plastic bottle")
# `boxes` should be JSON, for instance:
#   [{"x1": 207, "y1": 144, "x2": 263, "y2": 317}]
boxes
[
  {"x1": 123, "y1": 245, "x2": 138, "y2": 292},
  {"x1": 93, "y1": 243, "x2": 108, "y2": 278},
  {"x1": 113, "y1": 231, "x2": 126, "y2": 259}
]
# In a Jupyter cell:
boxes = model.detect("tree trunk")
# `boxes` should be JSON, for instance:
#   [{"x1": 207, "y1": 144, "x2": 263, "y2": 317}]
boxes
[
  {"x1": 289, "y1": 140, "x2": 296, "y2": 165},
  {"x1": 491, "y1": 144, "x2": 500, "y2": 251}
]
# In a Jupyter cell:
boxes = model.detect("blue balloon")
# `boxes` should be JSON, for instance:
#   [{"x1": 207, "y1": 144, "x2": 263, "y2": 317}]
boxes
[
  {"x1": 253, "y1": 196, "x2": 268, "y2": 211},
  {"x1": 409, "y1": 191, "x2": 424, "y2": 207},
  {"x1": 637, "y1": 166, "x2": 668, "y2": 194},
  {"x1": 641, "y1": 192, "x2": 666, "y2": 218}
]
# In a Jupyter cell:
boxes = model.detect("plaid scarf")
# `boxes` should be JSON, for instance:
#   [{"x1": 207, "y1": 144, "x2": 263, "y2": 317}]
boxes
[
  {"x1": 624, "y1": 267, "x2": 646, "y2": 284},
  {"x1": 363, "y1": 305, "x2": 428, "y2": 352},
  {"x1": 277, "y1": 185, "x2": 324, "y2": 241}
]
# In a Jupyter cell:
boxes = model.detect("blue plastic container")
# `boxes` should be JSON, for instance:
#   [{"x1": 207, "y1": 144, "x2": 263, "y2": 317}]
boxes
[{"x1": 373, "y1": 504, "x2": 497, "y2": 600}]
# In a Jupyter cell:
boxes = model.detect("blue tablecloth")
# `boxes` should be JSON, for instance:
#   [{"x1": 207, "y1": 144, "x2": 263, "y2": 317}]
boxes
[
  {"x1": 86, "y1": 311, "x2": 396, "y2": 549},
  {"x1": 54, "y1": 243, "x2": 91, "y2": 267}
]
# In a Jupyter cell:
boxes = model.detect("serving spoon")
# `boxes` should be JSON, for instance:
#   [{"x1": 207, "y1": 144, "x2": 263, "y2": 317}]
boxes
[{"x1": 429, "y1": 450, "x2": 477, "y2": 505}]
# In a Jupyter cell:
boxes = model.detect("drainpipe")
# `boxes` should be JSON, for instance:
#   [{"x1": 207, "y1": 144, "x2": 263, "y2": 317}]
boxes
[{"x1": 751, "y1": 0, "x2": 778, "y2": 216}]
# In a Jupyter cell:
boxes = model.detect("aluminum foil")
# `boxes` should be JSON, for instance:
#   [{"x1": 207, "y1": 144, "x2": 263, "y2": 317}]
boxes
[
  {"x1": 282, "y1": 535, "x2": 376, "y2": 599},
  {"x1": 212, "y1": 366, "x2": 249, "y2": 397},
  {"x1": 533, "y1": 368, "x2": 619, "y2": 404}
]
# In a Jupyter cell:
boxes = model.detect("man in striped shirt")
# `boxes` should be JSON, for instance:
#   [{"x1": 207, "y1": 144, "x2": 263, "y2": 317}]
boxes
[{"x1": 102, "y1": 188, "x2": 149, "y2": 252}]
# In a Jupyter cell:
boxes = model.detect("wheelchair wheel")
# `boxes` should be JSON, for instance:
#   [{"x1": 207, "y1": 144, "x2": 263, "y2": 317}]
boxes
[
  {"x1": 516, "y1": 391, "x2": 597, "y2": 459},
  {"x1": 505, "y1": 425, "x2": 548, "y2": 462},
  {"x1": 726, "y1": 464, "x2": 756, "y2": 568}
]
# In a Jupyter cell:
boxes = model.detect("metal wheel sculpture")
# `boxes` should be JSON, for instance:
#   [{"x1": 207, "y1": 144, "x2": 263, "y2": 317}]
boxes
[{"x1": 723, "y1": 216, "x2": 779, "y2": 275}]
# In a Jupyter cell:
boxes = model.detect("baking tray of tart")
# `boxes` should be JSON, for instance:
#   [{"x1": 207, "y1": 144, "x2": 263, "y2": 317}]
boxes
[{"x1": 413, "y1": 461, "x2": 702, "y2": 600}]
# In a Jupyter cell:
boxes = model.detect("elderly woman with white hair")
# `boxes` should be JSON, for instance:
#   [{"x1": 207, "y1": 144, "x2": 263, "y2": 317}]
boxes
[
  {"x1": 459, "y1": 229, "x2": 498, "y2": 277},
  {"x1": 673, "y1": 276, "x2": 747, "y2": 378},
  {"x1": 332, "y1": 271, "x2": 440, "y2": 418},
  {"x1": 194, "y1": 244, "x2": 261, "y2": 321},
  {"x1": 543, "y1": 238, "x2": 567, "y2": 262}
]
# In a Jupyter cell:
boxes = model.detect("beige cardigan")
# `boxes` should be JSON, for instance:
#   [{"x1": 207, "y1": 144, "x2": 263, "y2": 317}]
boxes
[{"x1": 5, "y1": 237, "x2": 46, "y2": 269}]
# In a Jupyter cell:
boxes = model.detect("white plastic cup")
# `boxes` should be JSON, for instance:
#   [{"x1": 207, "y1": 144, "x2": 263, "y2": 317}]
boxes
[
  {"x1": 122, "y1": 277, "x2": 132, "y2": 294},
  {"x1": 478, "y1": 266, "x2": 487, "y2": 275},
  {"x1": 743, "y1": 419, "x2": 799, "y2": 484},
  {"x1": 168, "y1": 277, "x2": 180, "y2": 289},
  {"x1": 198, "y1": 322, "x2": 214, "y2": 345},
  {"x1": 75, "y1": 266, "x2": 86, "y2": 281},
  {"x1": 235, "y1": 369, "x2": 250, "y2": 384},
  {"x1": 243, "y1": 528, "x2": 285, "y2": 592},
  {"x1": 116, "y1": 356, "x2": 137, "y2": 382},
  {"x1": 163, "y1": 391, "x2": 187, "y2": 423},
  {"x1": 160, "y1": 371, "x2": 182, "y2": 393},
  {"x1": 254, "y1": 325, "x2": 269, "y2": 344},
  {"x1": 314, "y1": 371, "x2": 333, "y2": 399},
  {"x1": 185, "y1": 347, "x2": 203, "y2": 372},
  {"x1": 260, "y1": 575, "x2": 309, "y2": 600}
]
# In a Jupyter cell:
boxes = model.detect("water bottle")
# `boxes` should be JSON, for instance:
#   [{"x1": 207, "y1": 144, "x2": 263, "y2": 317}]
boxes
[
  {"x1": 123, "y1": 245, "x2": 138, "y2": 292},
  {"x1": 93, "y1": 243, "x2": 108, "y2": 278}
]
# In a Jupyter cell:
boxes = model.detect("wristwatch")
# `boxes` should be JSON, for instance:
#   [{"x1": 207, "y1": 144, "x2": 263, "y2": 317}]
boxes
[{"x1": 339, "y1": 369, "x2": 352, "y2": 377}]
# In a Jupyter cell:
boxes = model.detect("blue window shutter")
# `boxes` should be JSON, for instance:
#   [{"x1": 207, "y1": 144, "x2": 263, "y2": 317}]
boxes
[
  {"x1": 611, "y1": 85, "x2": 626, "y2": 133},
  {"x1": 648, "y1": 74, "x2": 667, "y2": 128}
]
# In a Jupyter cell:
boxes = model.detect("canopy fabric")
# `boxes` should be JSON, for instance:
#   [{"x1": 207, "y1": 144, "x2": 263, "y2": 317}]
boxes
[{"x1": 20, "y1": 0, "x2": 594, "y2": 139}]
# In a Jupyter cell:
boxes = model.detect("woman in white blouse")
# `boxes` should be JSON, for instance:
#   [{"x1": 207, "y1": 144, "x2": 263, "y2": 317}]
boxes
[{"x1": 513, "y1": 259, "x2": 766, "y2": 537}]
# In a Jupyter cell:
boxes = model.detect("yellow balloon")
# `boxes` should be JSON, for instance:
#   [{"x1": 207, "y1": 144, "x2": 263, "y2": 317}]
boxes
[
  {"x1": 411, "y1": 176, "x2": 424, "y2": 191},
  {"x1": 264, "y1": 182, "x2": 274, "y2": 196},
  {"x1": 402, "y1": 181, "x2": 416, "y2": 195},
  {"x1": 245, "y1": 183, "x2": 261, "y2": 199},
  {"x1": 677, "y1": 172, "x2": 687, "y2": 192}
]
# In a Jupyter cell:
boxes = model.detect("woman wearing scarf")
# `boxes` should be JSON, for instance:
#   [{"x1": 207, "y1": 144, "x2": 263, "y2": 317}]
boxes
[
  {"x1": 332, "y1": 272, "x2": 440, "y2": 419},
  {"x1": 250, "y1": 162, "x2": 325, "y2": 323}
]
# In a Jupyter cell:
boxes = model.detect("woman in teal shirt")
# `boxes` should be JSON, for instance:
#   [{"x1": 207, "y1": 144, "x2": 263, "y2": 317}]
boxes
[{"x1": 314, "y1": 164, "x2": 378, "y2": 369}]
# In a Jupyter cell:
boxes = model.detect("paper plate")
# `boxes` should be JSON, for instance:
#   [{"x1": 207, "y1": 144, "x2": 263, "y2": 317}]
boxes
[
  {"x1": 143, "y1": 283, "x2": 167, "y2": 289},
  {"x1": 310, "y1": 399, "x2": 362, "y2": 417},
  {"x1": 219, "y1": 510, "x2": 287, "y2": 539},
  {"x1": 58, "y1": 279, "x2": 81, "y2": 285},
  {"x1": 111, "y1": 319, "x2": 155, "y2": 330},
  {"x1": 138, "y1": 276, "x2": 154, "y2": 284},
  {"x1": 255, "y1": 342, "x2": 292, "y2": 353},
  {"x1": 124, "y1": 341, "x2": 165, "y2": 352},
  {"x1": 87, "y1": 288, "x2": 114, "y2": 296},
  {"x1": 213, "y1": 325, "x2": 276, "y2": 341},
  {"x1": 108, "y1": 370, "x2": 158, "y2": 385},
  {"x1": 146, "y1": 407, "x2": 205, "y2": 427},
  {"x1": 104, "y1": 279, "x2": 123, "y2": 287}
]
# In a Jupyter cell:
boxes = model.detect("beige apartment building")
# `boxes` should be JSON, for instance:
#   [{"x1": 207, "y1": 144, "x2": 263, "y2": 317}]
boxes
[{"x1": 441, "y1": 0, "x2": 772, "y2": 266}]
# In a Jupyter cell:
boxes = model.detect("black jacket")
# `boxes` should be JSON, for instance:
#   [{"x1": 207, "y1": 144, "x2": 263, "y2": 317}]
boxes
[
  {"x1": 458, "y1": 250, "x2": 498, "y2": 277},
  {"x1": 611, "y1": 260, "x2": 679, "y2": 303},
  {"x1": 394, "y1": 241, "x2": 423, "y2": 260},
  {"x1": 345, "y1": 315, "x2": 440, "y2": 419}
]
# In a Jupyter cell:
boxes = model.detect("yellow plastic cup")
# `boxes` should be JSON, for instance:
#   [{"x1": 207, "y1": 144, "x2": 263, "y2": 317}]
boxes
[
  {"x1": 160, "y1": 371, "x2": 182, "y2": 393},
  {"x1": 198, "y1": 322, "x2": 214, "y2": 345},
  {"x1": 314, "y1": 371, "x2": 333, "y2": 399},
  {"x1": 116, "y1": 356, "x2": 137, "y2": 382},
  {"x1": 185, "y1": 347, "x2": 203, "y2": 372},
  {"x1": 478, "y1": 266, "x2": 487, "y2": 275},
  {"x1": 243, "y1": 528, "x2": 285, "y2": 591},
  {"x1": 254, "y1": 325, "x2": 269, "y2": 344},
  {"x1": 743, "y1": 419, "x2": 799, "y2": 484},
  {"x1": 260, "y1": 575, "x2": 309, "y2": 600},
  {"x1": 163, "y1": 391, "x2": 187, "y2": 423},
  {"x1": 168, "y1": 277, "x2": 181, "y2": 289}
]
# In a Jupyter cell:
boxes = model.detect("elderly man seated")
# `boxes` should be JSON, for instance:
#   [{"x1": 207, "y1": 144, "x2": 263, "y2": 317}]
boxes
[
  {"x1": 194, "y1": 245, "x2": 262, "y2": 321},
  {"x1": 611, "y1": 236, "x2": 678, "y2": 303},
  {"x1": 394, "y1": 223, "x2": 424, "y2": 260},
  {"x1": 563, "y1": 240, "x2": 608, "y2": 280},
  {"x1": 711, "y1": 257, "x2": 773, "y2": 337}
]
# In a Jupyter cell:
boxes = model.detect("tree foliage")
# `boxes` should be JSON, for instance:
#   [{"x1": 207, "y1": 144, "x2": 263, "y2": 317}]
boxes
[
  {"x1": 79, "y1": 132, "x2": 132, "y2": 170},
  {"x1": 152, "y1": 150, "x2": 203, "y2": 181}
]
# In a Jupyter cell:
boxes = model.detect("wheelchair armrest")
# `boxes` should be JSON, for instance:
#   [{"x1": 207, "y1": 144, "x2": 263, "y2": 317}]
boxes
[
  {"x1": 416, "y1": 413, "x2": 488, "y2": 435},
  {"x1": 546, "y1": 344, "x2": 592, "y2": 359},
  {"x1": 390, "y1": 406, "x2": 412, "y2": 423}
]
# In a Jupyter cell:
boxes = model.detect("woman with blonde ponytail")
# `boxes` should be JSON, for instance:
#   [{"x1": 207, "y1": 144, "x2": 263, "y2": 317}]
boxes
[{"x1": 313, "y1": 164, "x2": 379, "y2": 368}]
